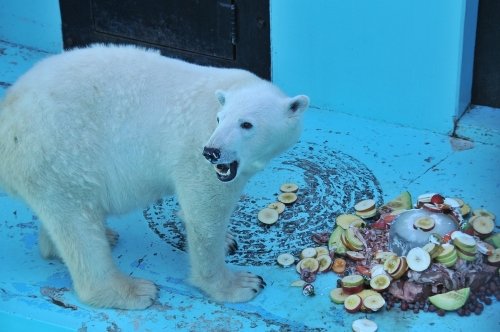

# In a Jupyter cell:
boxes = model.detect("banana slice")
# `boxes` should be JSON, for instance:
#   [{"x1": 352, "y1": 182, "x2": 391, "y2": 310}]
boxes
[{"x1": 258, "y1": 208, "x2": 279, "y2": 225}]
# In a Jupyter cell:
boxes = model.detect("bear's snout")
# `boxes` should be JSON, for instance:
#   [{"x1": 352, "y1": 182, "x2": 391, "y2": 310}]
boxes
[{"x1": 202, "y1": 146, "x2": 221, "y2": 163}]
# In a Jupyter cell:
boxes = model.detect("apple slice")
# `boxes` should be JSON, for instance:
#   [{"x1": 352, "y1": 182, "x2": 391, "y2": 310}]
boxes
[
  {"x1": 363, "y1": 293, "x2": 386, "y2": 312},
  {"x1": 451, "y1": 231, "x2": 477, "y2": 250},
  {"x1": 258, "y1": 208, "x2": 279, "y2": 225},
  {"x1": 422, "y1": 203, "x2": 443, "y2": 213},
  {"x1": 485, "y1": 233, "x2": 500, "y2": 248},
  {"x1": 369, "y1": 274, "x2": 391, "y2": 291},
  {"x1": 456, "y1": 247, "x2": 477, "y2": 262},
  {"x1": 487, "y1": 248, "x2": 500, "y2": 267},
  {"x1": 280, "y1": 182, "x2": 299, "y2": 193},
  {"x1": 370, "y1": 264, "x2": 386, "y2": 278},
  {"x1": 436, "y1": 244, "x2": 456, "y2": 261},
  {"x1": 276, "y1": 253, "x2": 295, "y2": 267},
  {"x1": 290, "y1": 280, "x2": 307, "y2": 287},
  {"x1": 301, "y1": 247, "x2": 317, "y2": 259},
  {"x1": 298, "y1": 257, "x2": 320, "y2": 273},
  {"x1": 428, "y1": 287, "x2": 470, "y2": 311},
  {"x1": 277, "y1": 192, "x2": 298, "y2": 205},
  {"x1": 352, "y1": 319, "x2": 378, "y2": 332},
  {"x1": 417, "y1": 192, "x2": 437, "y2": 205},
  {"x1": 342, "y1": 274, "x2": 365, "y2": 294},
  {"x1": 344, "y1": 294, "x2": 362, "y2": 313},
  {"x1": 346, "y1": 251, "x2": 365, "y2": 261},
  {"x1": 356, "y1": 289, "x2": 380, "y2": 302},
  {"x1": 374, "y1": 251, "x2": 396, "y2": 263},
  {"x1": 328, "y1": 226, "x2": 347, "y2": 255},
  {"x1": 470, "y1": 216, "x2": 495, "y2": 237},
  {"x1": 436, "y1": 244, "x2": 458, "y2": 267},
  {"x1": 391, "y1": 256, "x2": 409, "y2": 279},
  {"x1": 383, "y1": 255, "x2": 401, "y2": 275},
  {"x1": 355, "y1": 208, "x2": 377, "y2": 219},
  {"x1": 354, "y1": 199, "x2": 376, "y2": 213},
  {"x1": 345, "y1": 227, "x2": 364, "y2": 251},
  {"x1": 422, "y1": 243, "x2": 443, "y2": 259},
  {"x1": 406, "y1": 247, "x2": 431, "y2": 272},
  {"x1": 329, "y1": 287, "x2": 349, "y2": 304},
  {"x1": 336, "y1": 214, "x2": 365, "y2": 230},
  {"x1": 413, "y1": 216, "x2": 435, "y2": 231},
  {"x1": 460, "y1": 203, "x2": 471, "y2": 216},
  {"x1": 341, "y1": 274, "x2": 365, "y2": 287},
  {"x1": 472, "y1": 208, "x2": 496, "y2": 220},
  {"x1": 268, "y1": 201, "x2": 286, "y2": 214},
  {"x1": 315, "y1": 246, "x2": 329, "y2": 257},
  {"x1": 317, "y1": 254, "x2": 333, "y2": 272}
]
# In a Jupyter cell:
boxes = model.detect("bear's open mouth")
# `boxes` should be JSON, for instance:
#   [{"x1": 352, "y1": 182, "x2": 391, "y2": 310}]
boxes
[{"x1": 214, "y1": 161, "x2": 238, "y2": 182}]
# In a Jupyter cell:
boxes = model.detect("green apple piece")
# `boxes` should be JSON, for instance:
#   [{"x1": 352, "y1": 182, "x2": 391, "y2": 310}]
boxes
[
  {"x1": 437, "y1": 244, "x2": 456, "y2": 261},
  {"x1": 336, "y1": 214, "x2": 365, "y2": 230},
  {"x1": 345, "y1": 227, "x2": 364, "y2": 251},
  {"x1": 329, "y1": 288, "x2": 349, "y2": 304},
  {"x1": 437, "y1": 250, "x2": 458, "y2": 267},
  {"x1": 428, "y1": 288, "x2": 470, "y2": 311},
  {"x1": 380, "y1": 191, "x2": 412, "y2": 212},
  {"x1": 484, "y1": 233, "x2": 500, "y2": 249},
  {"x1": 328, "y1": 226, "x2": 347, "y2": 255},
  {"x1": 342, "y1": 274, "x2": 365, "y2": 287},
  {"x1": 456, "y1": 249, "x2": 476, "y2": 262}
]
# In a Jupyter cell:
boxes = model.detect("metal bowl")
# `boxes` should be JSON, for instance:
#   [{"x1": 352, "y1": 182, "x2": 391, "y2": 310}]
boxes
[{"x1": 388, "y1": 209, "x2": 459, "y2": 256}]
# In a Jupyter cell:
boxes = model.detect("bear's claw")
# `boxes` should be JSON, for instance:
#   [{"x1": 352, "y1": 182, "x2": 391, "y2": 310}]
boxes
[{"x1": 225, "y1": 231, "x2": 238, "y2": 255}]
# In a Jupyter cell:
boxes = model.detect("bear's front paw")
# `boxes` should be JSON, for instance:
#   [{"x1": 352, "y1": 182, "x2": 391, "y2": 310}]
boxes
[
  {"x1": 77, "y1": 276, "x2": 158, "y2": 309},
  {"x1": 195, "y1": 271, "x2": 266, "y2": 303}
]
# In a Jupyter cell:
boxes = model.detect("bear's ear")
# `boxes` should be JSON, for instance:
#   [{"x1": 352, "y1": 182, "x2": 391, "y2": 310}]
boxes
[
  {"x1": 215, "y1": 90, "x2": 226, "y2": 106},
  {"x1": 287, "y1": 95, "x2": 310, "y2": 115}
]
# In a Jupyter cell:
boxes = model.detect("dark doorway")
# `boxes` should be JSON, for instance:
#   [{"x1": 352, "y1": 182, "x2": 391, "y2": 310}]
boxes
[
  {"x1": 59, "y1": 0, "x2": 270, "y2": 79},
  {"x1": 472, "y1": 0, "x2": 500, "y2": 108}
]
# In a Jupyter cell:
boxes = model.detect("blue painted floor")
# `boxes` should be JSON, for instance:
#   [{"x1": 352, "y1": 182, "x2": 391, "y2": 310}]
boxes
[{"x1": 0, "y1": 40, "x2": 499, "y2": 331}]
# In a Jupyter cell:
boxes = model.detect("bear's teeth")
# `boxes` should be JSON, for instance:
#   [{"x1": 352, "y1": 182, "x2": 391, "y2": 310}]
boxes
[{"x1": 215, "y1": 164, "x2": 230, "y2": 176}]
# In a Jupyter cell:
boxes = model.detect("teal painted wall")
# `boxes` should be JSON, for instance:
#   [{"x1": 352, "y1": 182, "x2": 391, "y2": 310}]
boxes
[
  {"x1": 0, "y1": 0, "x2": 62, "y2": 53},
  {"x1": 0, "y1": 0, "x2": 478, "y2": 134},
  {"x1": 271, "y1": 0, "x2": 478, "y2": 134}
]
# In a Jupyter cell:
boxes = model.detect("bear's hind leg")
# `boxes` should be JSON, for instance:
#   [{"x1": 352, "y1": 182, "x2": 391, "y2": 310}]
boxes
[{"x1": 36, "y1": 206, "x2": 157, "y2": 309}]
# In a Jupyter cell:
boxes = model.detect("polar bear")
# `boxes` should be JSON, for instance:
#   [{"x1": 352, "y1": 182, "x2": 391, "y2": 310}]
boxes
[{"x1": 0, "y1": 44, "x2": 309, "y2": 309}]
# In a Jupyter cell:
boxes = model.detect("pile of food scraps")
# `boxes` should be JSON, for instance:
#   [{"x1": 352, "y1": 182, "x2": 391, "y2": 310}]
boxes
[{"x1": 270, "y1": 189, "x2": 499, "y2": 324}]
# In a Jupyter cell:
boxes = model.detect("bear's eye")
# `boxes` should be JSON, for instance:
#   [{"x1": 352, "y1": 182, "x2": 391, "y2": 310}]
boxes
[
  {"x1": 216, "y1": 116, "x2": 220, "y2": 124},
  {"x1": 240, "y1": 122, "x2": 253, "y2": 129}
]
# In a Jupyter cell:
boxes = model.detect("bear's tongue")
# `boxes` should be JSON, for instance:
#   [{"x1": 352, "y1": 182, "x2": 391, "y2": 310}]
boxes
[{"x1": 214, "y1": 161, "x2": 238, "y2": 182}]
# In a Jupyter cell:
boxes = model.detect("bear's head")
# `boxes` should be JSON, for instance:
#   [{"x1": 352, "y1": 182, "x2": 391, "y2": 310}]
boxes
[{"x1": 203, "y1": 82, "x2": 309, "y2": 182}]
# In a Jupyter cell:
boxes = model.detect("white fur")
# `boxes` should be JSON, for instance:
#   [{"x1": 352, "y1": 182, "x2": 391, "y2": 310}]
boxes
[{"x1": 0, "y1": 44, "x2": 309, "y2": 309}]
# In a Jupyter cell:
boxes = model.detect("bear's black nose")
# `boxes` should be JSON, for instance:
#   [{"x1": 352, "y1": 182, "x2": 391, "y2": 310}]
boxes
[{"x1": 202, "y1": 147, "x2": 221, "y2": 163}]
